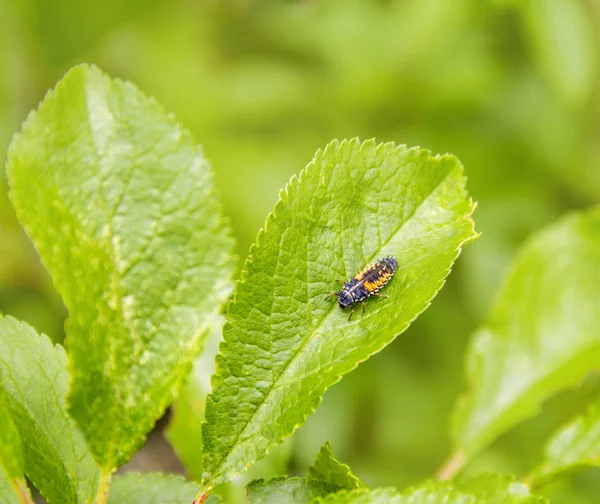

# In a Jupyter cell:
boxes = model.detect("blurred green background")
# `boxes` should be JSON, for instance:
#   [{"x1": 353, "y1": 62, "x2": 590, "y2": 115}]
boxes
[{"x1": 1, "y1": 0, "x2": 600, "y2": 502}]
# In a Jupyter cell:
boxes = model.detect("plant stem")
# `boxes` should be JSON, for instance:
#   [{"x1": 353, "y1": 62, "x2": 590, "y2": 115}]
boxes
[
  {"x1": 13, "y1": 478, "x2": 35, "y2": 504},
  {"x1": 193, "y1": 483, "x2": 213, "y2": 504},
  {"x1": 436, "y1": 450, "x2": 466, "y2": 480},
  {"x1": 94, "y1": 467, "x2": 113, "y2": 504}
]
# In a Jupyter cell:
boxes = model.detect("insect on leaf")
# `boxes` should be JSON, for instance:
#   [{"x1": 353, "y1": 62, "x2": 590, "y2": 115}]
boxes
[{"x1": 201, "y1": 139, "x2": 477, "y2": 489}]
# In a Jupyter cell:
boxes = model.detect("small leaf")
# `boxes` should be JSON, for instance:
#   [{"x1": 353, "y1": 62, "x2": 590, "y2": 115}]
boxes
[
  {"x1": 0, "y1": 388, "x2": 33, "y2": 504},
  {"x1": 452, "y1": 208, "x2": 600, "y2": 458},
  {"x1": 531, "y1": 398, "x2": 600, "y2": 487},
  {"x1": 312, "y1": 487, "x2": 472, "y2": 504},
  {"x1": 5, "y1": 64, "x2": 235, "y2": 469},
  {"x1": 455, "y1": 474, "x2": 545, "y2": 504},
  {"x1": 0, "y1": 315, "x2": 100, "y2": 504},
  {"x1": 108, "y1": 472, "x2": 212, "y2": 504},
  {"x1": 312, "y1": 477, "x2": 547, "y2": 504},
  {"x1": 202, "y1": 139, "x2": 477, "y2": 487},
  {"x1": 308, "y1": 442, "x2": 366, "y2": 490},
  {"x1": 247, "y1": 477, "x2": 340, "y2": 504}
]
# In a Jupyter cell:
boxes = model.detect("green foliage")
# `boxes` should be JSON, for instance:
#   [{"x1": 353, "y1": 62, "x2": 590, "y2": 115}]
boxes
[
  {"x1": 202, "y1": 139, "x2": 477, "y2": 487},
  {"x1": 0, "y1": 388, "x2": 32, "y2": 504},
  {"x1": 0, "y1": 315, "x2": 100, "y2": 504},
  {"x1": 5, "y1": 64, "x2": 235, "y2": 469},
  {"x1": 0, "y1": 389, "x2": 24, "y2": 483},
  {"x1": 454, "y1": 474, "x2": 545, "y2": 504},
  {"x1": 313, "y1": 476, "x2": 547, "y2": 504},
  {"x1": 314, "y1": 486, "x2": 473, "y2": 504},
  {"x1": 108, "y1": 472, "x2": 207, "y2": 504},
  {"x1": 2, "y1": 30, "x2": 600, "y2": 501},
  {"x1": 452, "y1": 208, "x2": 600, "y2": 458},
  {"x1": 247, "y1": 477, "x2": 340, "y2": 504},
  {"x1": 308, "y1": 442, "x2": 366, "y2": 490},
  {"x1": 531, "y1": 399, "x2": 600, "y2": 487}
]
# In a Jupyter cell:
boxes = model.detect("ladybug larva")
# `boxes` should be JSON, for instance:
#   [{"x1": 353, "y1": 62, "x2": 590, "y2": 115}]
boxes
[{"x1": 326, "y1": 256, "x2": 398, "y2": 320}]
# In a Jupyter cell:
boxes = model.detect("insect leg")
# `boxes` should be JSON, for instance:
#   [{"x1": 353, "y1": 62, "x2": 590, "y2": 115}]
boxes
[
  {"x1": 325, "y1": 291, "x2": 338, "y2": 301},
  {"x1": 361, "y1": 301, "x2": 366, "y2": 313},
  {"x1": 347, "y1": 307, "x2": 355, "y2": 321},
  {"x1": 372, "y1": 293, "x2": 388, "y2": 299}
]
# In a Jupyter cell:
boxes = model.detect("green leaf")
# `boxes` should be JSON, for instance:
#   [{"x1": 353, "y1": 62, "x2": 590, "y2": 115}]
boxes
[
  {"x1": 531, "y1": 398, "x2": 600, "y2": 487},
  {"x1": 108, "y1": 472, "x2": 213, "y2": 504},
  {"x1": 0, "y1": 315, "x2": 100, "y2": 504},
  {"x1": 452, "y1": 208, "x2": 600, "y2": 458},
  {"x1": 308, "y1": 442, "x2": 366, "y2": 490},
  {"x1": 0, "y1": 388, "x2": 32, "y2": 504},
  {"x1": 202, "y1": 138, "x2": 477, "y2": 487},
  {"x1": 247, "y1": 477, "x2": 340, "y2": 504},
  {"x1": 454, "y1": 474, "x2": 545, "y2": 504},
  {"x1": 312, "y1": 487, "x2": 470, "y2": 504},
  {"x1": 5, "y1": 64, "x2": 235, "y2": 469},
  {"x1": 312, "y1": 477, "x2": 547, "y2": 504},
  {"x1": 0, "y1": 388, "x2": 24, "y2": 483}
]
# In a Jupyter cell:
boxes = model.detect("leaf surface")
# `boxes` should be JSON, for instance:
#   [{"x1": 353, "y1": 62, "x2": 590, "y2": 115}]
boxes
[
  {"x1": 0, "y1": 388, "x2": 32, "y2": 504},
  {"x1": 108, "y1": 472, "x2": 216, "y2": 504},
  {"x1": 312, "y1": 487, "x2": 472, "y2": 504},
  {"x1": 0, "y1": 315, "x2": 100, "y2": 504},
  {"x1": 312, "y1": 477, "x2": 546, "y2": 504},
  {"x1": 308, "y1": 442, "x2": 366, "y2": 490},
  {"x1": 531, "y1": 398, "x2": 600, "y2": 487},
  {"x1": 5, "y1": 64, "x2": 235, "y2": 469},
  {"x1": 247, "y1": 477, "x2": 340, "y2": 504},
  {"x1": 202, "y1": 139, "x2": 477, "y2": 487},
  {"x1": 454, "y1": 474, "x2": 545, "y2": 504},
  {"x1": 452, "y1": 208, "x2": 600, "y2": 457}
]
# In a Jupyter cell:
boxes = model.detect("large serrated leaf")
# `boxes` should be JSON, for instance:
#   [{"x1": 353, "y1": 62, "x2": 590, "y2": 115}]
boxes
[
  {"x1": 0, "y1": 315, "x2": 100, "y2": 504},
  {"x1": 308, "y1": 442, "x2": 366, "y2": 490},
  {"x1": 530, "y1": 398, "x2": 600, "y2": 487},
  {"x1": 5, "y1": 64, "x2": 235, "y2": 469},
  {"x1": 452, "y1": 208, "x2": 600, "y2": 459},
  {"x1": 0, "y1": 388, "x2": 32, "y2": 504},
  {"x1": 201, "y1": 139, "x2": 477, "y2": 488}
]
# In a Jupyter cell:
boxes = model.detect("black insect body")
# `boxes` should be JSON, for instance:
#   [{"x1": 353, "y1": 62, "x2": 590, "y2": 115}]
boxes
[{"x1": 326, "y1": 256, "x2": 398, "y2": 320}]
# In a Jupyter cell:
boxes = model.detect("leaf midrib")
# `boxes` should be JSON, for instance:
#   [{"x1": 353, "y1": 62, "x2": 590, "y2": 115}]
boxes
[{"x1": 210, "y1": 159, "x2": 458, "y2": 480}]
